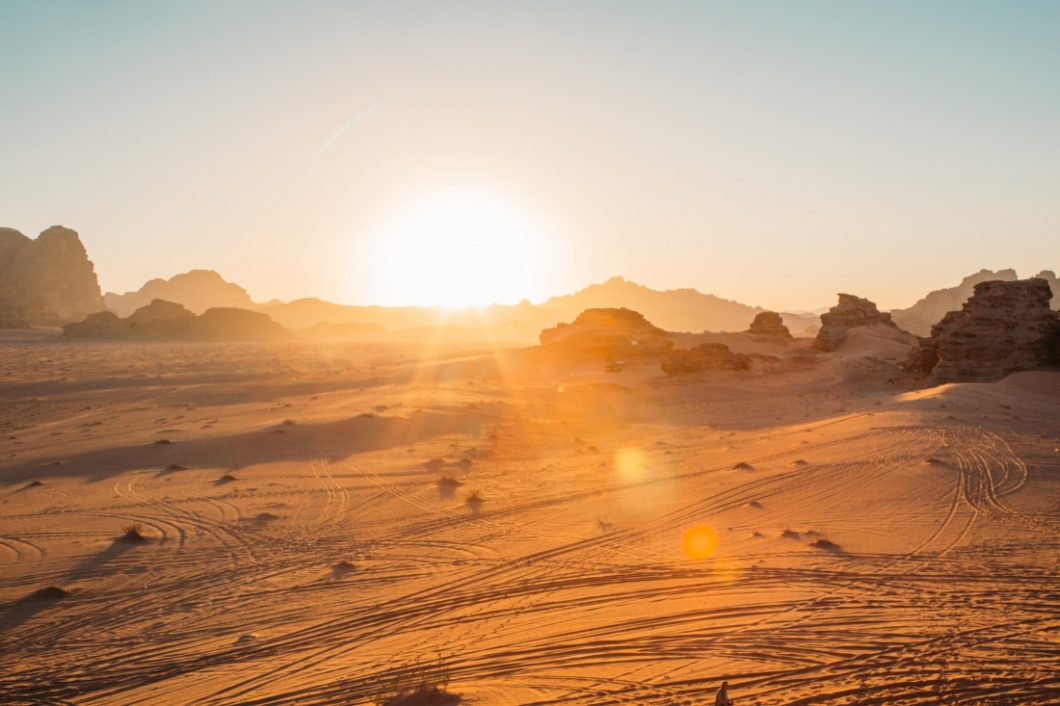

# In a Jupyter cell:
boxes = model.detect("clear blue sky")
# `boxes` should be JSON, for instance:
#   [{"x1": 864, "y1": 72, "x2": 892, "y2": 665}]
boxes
[{"x1": 1, "y1": 1, "x2": 1058, "y2": 310}]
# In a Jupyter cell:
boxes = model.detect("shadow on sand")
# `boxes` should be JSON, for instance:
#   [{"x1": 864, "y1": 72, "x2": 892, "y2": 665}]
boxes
[{"x1": 0, "y1": 411, "x2": 479, "y2": 485}]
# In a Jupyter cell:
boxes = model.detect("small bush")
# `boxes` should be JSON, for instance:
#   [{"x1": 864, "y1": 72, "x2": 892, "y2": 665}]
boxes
[
  {"x1": 369, "y1": 657, "x2": 454, "y2": 706},
  {"x1": 118, "y1": 523, "x2": 149, "y2": 543}
]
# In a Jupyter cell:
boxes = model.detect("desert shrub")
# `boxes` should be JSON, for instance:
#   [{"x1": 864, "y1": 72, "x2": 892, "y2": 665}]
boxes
[
  {"x1": 118, "y1": 523, "x2": 149, "y2": 543},
  {"x1": 369, "y1": 656, "x2": 452, "y2": 706}
]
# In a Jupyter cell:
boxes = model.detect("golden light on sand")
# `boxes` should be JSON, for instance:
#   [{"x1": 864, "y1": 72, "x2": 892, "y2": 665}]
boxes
[
  {"x1": 614, "y1": 447, "x2": 647, "y2": 481},
  {"x1": 363, "y1": 186, "x2": 558, "y2": 308},
  {"x1": 711, "y1": 555, "x2": 743, "y2": 583},
  {"x1": 682, "y1": 524, "x2": 718, "y2": 561}
]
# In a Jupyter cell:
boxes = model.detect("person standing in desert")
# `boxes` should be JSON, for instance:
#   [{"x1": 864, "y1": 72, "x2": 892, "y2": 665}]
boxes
[{"x1": 715, "y1": 680, "x2": 734, "y2": 706}]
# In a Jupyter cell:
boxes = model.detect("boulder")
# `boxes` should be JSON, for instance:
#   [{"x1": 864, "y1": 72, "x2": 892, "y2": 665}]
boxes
[
  {"x1": 662, "y1": 343, "x2": 751, "y2": 375},
  {"x1": 190, "y1": 307, "x2": 289, "y2": 341},
  {"x1": 814, "y1": 294, "x2": 898, "y2": 351},
  {"x1": 905, "y1": 278, "x2": 1060, "y2": 382},
  {"x1": 0, "y1": 226, "x2": 106, "y2": 326},
  {"x1": 747, "y1": 311, "x2": 793, "y2": 340},
  {"x1": 539, "y1": 308, "x2": 673, "y2": 361},
  {"x1": 63, "y1": 311, "x2": 130, "y2": 338}
]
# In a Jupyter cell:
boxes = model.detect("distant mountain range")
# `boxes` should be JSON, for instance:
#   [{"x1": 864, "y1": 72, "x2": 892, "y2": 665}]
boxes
[
  {"x1": 2, "y1": 224, "x2": 1055, "y2": 342},
  {"x1": 104, "y1": 270, "x2": 254, "y2": 316},
  {"x1": 103, "y1": 268, "x2": 1060, "y2": 342},
  {"x1": 104, "y1": 273, "x2": 821, "y2": 342}
]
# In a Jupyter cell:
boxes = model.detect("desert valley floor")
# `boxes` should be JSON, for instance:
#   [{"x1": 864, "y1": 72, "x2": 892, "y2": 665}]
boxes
[{"x1": 1, "y1": 333, "x2": 1058, "y2": 706}]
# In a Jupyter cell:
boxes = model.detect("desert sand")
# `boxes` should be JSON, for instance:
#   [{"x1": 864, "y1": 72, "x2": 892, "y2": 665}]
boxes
[{"x1": 1, "y1": 330, "x2": 1058, "y2": 705}]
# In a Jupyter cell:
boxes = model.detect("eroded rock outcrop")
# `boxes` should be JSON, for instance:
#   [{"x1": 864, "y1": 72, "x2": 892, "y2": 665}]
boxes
[
  {"x1": 539, "y1": 308, "x2": 673, "y2": 361},
  {"x1": 0, "y1": 226, "x2": 105, "y2": 326},
  {"x1": 814, "y1": 294, "x2": 898, "y2": 351},
  {"x1": 661, "y1": 343, "x2": 751, "y2": 375},
  {"x1": 892, "y1": 269, "x2": 1059, "y2": 336},
  {"x1": 747, "y1": 311, "x2": 793, "y2": 341},
  {"x1": 64, "y1": 299, "x2": 290, "y2": 341},
  {"x1": 904, "y1": 278, "x2": 1060, "y2": 382}
]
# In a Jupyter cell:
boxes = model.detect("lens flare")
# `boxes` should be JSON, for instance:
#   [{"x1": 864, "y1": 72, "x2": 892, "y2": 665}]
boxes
[
  {"x1": 682, "y1": 524, "x2": 718, "y2": 561},
  {"x1": 614, "y1": 447, "x2": 647, "y2": 481}
]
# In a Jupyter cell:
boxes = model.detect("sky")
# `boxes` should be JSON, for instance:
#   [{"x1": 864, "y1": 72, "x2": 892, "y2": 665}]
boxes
[{"x1": 1, "y1": 0, "x2": 1058, "y2": 311}]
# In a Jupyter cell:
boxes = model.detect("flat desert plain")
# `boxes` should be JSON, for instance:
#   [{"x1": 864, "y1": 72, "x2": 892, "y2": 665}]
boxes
[{"x1": 1, "y1": 333, "x2": 1058, "y2": 705}]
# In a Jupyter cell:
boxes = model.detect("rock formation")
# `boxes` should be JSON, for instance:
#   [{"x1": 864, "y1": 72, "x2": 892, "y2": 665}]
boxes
[
  {"x1": 193, "y1": 307, "x2": 290, "y2": 340},
  {"x1": 128, "y1": 299, "x2": 197, "y2": 336},
  {"x1": 0, "y1": 296, "x2": 30, "y2": 329},
  {"x1": 64, "y1": 299, "x2": 290, "y2": 341},
  {"x1": 892, "y1": 269, "x2": 1059, "y2": 336},
  {"x1": 105, "y1": 269, "x2": 256, "y2": 317},
  {"x1": 814, "y1": 294, "x2": 898, "y2": 351},
  {"x1": 63, "y1": 311, "x2": 128, "y2": 338},
  {"x1": 747, "y1": 311, "x2": 793, "y2": 341},
  {"x1": 0, "y1": 226, "x2": 105, "y2": 326},
  {"x1": 904, "y1": 278, "x2": 1060, "y2": 382},
  {"x1": 539, "y1": 308, "x2": 673, "y2": 361},
  {"x1": 661, "y1": 343, "x2": 751, "y2": 375}
]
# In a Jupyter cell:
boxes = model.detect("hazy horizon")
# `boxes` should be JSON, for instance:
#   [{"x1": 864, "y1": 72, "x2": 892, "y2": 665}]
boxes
[{"x1": 3, "y1": 1, "x2": 1059, "y2": 311}]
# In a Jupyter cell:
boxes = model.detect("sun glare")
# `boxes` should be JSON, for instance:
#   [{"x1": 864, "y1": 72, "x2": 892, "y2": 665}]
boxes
[
  {"x1": 361, "y1": 187, "x2": 558, "y2": 309},
  {"x1": 682, "y1": 524, "x2": 718, "y2": 561}
]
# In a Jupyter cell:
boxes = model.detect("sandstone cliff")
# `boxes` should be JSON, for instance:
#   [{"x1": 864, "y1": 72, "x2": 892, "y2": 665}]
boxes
[
  {"x1": 0, "y1": 226, "x2": 105, "y2": 326},
  {"x1": 892, "y1": 269, "x2": 1059, "y2": 336},
  {"x1": 905, "y1": 278, "x2": 1060, "y2": 382}
]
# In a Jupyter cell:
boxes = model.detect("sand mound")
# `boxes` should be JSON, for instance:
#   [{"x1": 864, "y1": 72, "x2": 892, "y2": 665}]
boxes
[{"x1": 28, "y1": 586, "x2": 72, "y2": 600}]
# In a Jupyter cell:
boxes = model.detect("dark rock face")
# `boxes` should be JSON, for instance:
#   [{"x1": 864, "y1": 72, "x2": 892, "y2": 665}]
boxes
[
  {"x1": 64, "y1": 299, "x2": 290, "y2": 341},
  {"x1": 662, "y1": 343, "x2": 752, "y2": 375},
  {"x1": 0, "y1": 226, "x2": 105, "y2": 326},
  {"x1": 905, "y1": 278, "x2": 1060, "y2": 382},
  {"x1": 747, "y1": 311, "x2": 792, "y2": 340},
  {"x1": 892, "y1": 268, "x2": 1059, "y2": 336},
  {"x1": 539, "y1": 308, "x2": 673, "y2": 360},
  {"x1": 0, "y1": 296, "x2": 30, "y2": 329},
  {"x1": 814, "y1": 294, "x2": 897, "y2": 351}
]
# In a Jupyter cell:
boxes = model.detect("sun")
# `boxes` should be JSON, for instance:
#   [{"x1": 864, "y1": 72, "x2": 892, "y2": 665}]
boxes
[{"x1": 361, "y1": 186, "x2": 559, "y2": 309}]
